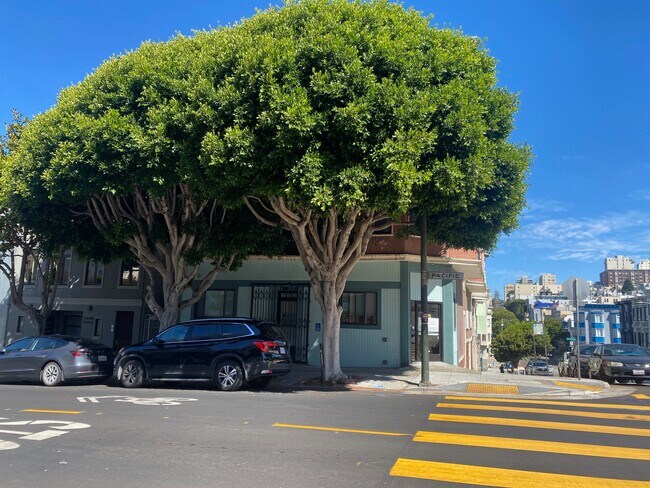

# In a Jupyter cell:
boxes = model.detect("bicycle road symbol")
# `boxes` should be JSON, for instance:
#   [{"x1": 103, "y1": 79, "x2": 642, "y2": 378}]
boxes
[
  {"x1": 0, "y1": 417, "x2": 91, "y2": 451},
  {"x1": 77, "y1": 395, "x2": 198, "y2": 406}
]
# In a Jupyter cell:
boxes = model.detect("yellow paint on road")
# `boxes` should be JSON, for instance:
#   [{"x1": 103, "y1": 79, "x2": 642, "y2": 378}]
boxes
[
  {"x1": 21, "y1": 409, "x2": 82, "y2": 415},
  {"x1": 413, "y1": 431, "x2": 650, "y2": 461},
  {"x1": 428, "y1": 413, "x2": 650, "y2": 437},
  {"x1": 466, "y1": 384, "x2": 520, "y2": 395},
  {"x1": 633, "y1": 394, "x2": 650, "y2": 400},
  {"x1": 273, "y1": 423, "x2": 409, "y2": 437},
  {"x1": 553, "y1": 380, "x2": 604, "y2": 391},
  {"x1": 390, "y1": 459, "x2": 650, "y2": 487},
  {"x1": 437, "y1": 402, "x2": 650, "y2": 422},
  {"x1": 445, "y1": 395, "x2": 650, "y2": 411}
]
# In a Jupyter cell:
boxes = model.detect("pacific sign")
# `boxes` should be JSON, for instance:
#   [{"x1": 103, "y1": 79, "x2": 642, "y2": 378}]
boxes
[{"x1": 427, "y1": 272, "x2": 464, "y2": 280}]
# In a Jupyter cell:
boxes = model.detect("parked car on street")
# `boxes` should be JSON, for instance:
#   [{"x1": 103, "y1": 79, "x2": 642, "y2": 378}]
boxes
[
  {"x1": 524, "y1": 358, "x2": 553, "y2": 376},
  {"x1": 566, "y1": 344, "x2": 598, "y2": 378},
  {"x1": 587, "y1": 343, "x2": 650, "y2": 385},
  {"x1": 0, "y1": 335, "x2": 114, "y2": 386},
  {"x1": 113, "y1": 318, "x2": 292, "y2": 391}
]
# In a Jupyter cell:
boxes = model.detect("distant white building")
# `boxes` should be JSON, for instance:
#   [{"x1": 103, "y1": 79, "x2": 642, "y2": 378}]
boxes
[
  {"x1": 605, "y1": 255, "x2": 634, "y2": 270},
  {"x1": 638, "y1": 260, "x2": 650, "y2": 270},
  {"x1": 504, "y1": 274, "x2": 562, "y2": 301}
]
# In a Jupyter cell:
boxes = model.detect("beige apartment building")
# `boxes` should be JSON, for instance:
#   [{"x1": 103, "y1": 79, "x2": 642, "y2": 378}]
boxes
[{"x1": 504, "y1": 274, "x2": 563, "y2": 300}]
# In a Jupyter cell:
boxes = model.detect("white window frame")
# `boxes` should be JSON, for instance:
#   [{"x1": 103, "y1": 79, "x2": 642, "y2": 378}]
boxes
[{"x1": 84, "y1": 260, "x2": 104, "y2": 287}]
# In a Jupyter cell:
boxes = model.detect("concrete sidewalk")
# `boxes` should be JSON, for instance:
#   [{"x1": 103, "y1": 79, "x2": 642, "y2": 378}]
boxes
[{"x1": 272, "y1": 361, "x2": 629, "y2": 398}]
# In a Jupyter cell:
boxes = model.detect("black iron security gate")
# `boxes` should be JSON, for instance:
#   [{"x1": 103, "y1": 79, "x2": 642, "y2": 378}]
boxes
[{"x1": 251, "y1": 284, "x2": 310, "y2": 363}]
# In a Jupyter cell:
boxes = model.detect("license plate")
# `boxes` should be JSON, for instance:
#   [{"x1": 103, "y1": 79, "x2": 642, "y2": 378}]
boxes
[
  {"x1": 279, "y1": 347, "x2": 286, "y2": 355},
  {"x1": 98, "y1": 355, "x2": 107, "y2": 362},
  {"x1": 633, "y1": 369, "x2": 645, "y2": 375}
]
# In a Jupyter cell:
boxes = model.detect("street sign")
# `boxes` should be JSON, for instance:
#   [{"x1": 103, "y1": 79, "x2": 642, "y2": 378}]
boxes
[
  {"x1": 533, "y1": 323, "x2": 544, "y2": 336},
  {"x1": 427, "y1": 271, "x2": 464, "y2": 280}
]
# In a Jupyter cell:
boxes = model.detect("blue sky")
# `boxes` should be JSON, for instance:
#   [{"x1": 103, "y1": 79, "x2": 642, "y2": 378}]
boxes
[{"x1": 2, "y1": 1, "x2": 649, "y2": 296}]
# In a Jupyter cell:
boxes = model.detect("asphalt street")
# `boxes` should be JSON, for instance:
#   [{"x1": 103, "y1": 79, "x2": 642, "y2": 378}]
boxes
[{"x1": 1, "y1": 381, "x2": 649, "y2": 487}]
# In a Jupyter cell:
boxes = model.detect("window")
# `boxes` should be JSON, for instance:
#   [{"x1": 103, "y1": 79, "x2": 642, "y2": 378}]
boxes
[
  {"x1": 222, "y1": 323, "x2": 252, "y2": 338},
  {"x1": 372, "y1": 218, "x2": 393, "y2": 236},
  {"x1": 119, "y1": 260, "x2": 140, "y2": 287},
  {"x1": 157, "y1": 324, "x2": 189, "y2": 342},
  {"x1": 592, "y1": 328, "x2": 604, "y2": 338},
  {"x1": 188, "y1": 324, "x2": 222, "y2": 341},
  {"x1": 341, "y1": 292, "x2": 377, "y2": 325},
  {"x1": 58, "y1": 249, "x2": 72, "y2": 285},
  {"x1": 16, "y1": 316, "x2": 24, "y2": 333},
  {"x1": 93, "y1": 318, "x2": 103, "y2": 338},
  {"x1": 203, "y1": 290, "x2": 235, "y2": 317},
  {"x1": 4, "y1": 338, "x2": 33, "y2": 352},
  {"x1": 612, "y1": 329, "x2": 621, "y2": 339},
  {"x1": 24, "y1": 255, "x2": 37, "y2": 285},
  {"x1": 31, "y1": 337, "x2": 60, "y2": 351},
  {"x1": 84, "y1": 261, "x2": 104, "y2": 286}
]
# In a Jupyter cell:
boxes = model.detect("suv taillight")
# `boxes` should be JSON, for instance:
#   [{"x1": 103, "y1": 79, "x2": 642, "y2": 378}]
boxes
[{"x1": 253, "y1": 341, "x2": 277, "y2": 352}]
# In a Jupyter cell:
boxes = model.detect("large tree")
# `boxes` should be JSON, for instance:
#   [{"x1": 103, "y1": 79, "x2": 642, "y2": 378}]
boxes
[
  {"x1": 506, "y1": 298, "x2": 529, "y2": 321},
  {"x1": 491, "y1": 307, "x2": 518, "y2": 337},
  {"x1": 198, "y1": 1, "x2": 531, "y2": 382},
  {"x1": 0, "y1": 112, "x2": 66, "y2": 334},
  {"x1": 7, "y1": 38, "x2": 282, "y2": 330}
]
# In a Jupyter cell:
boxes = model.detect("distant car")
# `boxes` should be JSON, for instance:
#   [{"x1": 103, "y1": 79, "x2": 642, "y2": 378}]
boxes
[
  {"x1": 588, "y1": 343, "x2": 650, "y2": 385},
  {"x1": 566, "y1": 344, "x2": 598, "y2": 378},
  {"x1": 525, "y1": 358, "x2": 553, "y2": 376},
  {"x1": 114, "y1": 318, "x2": 292, "y2": 391},
  {"x1": 0, "y1": 335, "x2": 114, "y2": 386}
]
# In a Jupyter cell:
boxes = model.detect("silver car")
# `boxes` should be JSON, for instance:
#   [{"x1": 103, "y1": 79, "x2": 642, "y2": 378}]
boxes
[{"x1": 0, "y1": 335, "x2": 114, "y2": 386}]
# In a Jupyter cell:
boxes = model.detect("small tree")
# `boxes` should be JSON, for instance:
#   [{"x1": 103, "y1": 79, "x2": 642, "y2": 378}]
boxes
[
  {"x1": 491, "y1": 322, "x2": 531, "y2": 368},
  {"x1": 621, "y1": 278, "x2": 634, "y2": 294},
  {"x1": 544, "y1": 317, "x2": 568, "y2": 350}
]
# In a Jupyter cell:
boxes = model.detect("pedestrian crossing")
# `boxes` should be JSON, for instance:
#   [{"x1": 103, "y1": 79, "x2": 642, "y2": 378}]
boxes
[{"x1": 389, "y1": 395, "x2": 650, "y2": 486}]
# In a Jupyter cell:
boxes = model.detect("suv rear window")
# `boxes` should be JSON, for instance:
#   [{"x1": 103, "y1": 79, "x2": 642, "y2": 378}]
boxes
[
  {"x1": 255, "y1": 322, "x2": 287, "y2": 340},
  {"x1": 222, "y1": 323, "x2": 252, "y2": 338}
]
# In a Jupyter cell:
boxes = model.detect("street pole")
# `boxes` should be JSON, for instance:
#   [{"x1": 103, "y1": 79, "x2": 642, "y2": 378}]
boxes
[
  {"x1": 574, "y1": 279, "x2": 581, "y2": 380},
  {"x1": 420, "y1": 213, "x2": 430, "y2": 386}
]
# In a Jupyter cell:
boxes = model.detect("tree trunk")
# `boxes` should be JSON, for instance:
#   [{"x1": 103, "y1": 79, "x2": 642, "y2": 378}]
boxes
[{"x1": 321, "y1": 281, "x2": 345, "y2": 383}]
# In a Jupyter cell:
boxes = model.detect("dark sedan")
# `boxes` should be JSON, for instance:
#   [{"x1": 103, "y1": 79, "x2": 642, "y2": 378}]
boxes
[
  {"x1": 0, "y1": 336, "x2": 114, "y2": 386},
  {"x1": 114, "y1": 318, "x2": 292, "y2": 391},
  {"x1": 588, "y1": 343, "x2": 650, "y2": 384},
  {"x1": 566, "y1": 344, "x2": 598, "y2": 378}
]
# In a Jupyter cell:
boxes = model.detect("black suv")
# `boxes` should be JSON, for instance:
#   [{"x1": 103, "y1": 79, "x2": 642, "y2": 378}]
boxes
[{"x1": 113, "y1": 318, "x2": 291, "y2": 391}]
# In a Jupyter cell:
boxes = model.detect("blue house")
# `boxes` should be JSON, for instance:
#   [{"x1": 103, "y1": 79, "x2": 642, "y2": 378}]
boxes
[{"x1": 581, "y1": 304, "x2": 621, "y2": 344}]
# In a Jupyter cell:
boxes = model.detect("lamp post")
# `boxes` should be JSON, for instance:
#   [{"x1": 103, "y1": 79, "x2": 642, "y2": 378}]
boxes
[
  {"x1": 574, "y1": 279, "x2": 581, "y2": 380},
  {"x1": 420, "y1": 213, "x2": 430, "y2": 386}
]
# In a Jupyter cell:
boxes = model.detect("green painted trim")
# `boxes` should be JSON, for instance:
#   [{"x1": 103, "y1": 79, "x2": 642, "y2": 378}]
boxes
[
  {"x1": 443, "y1": 280, "x2": 455, "y2": 365},
  {"x1": 400, "y1": 261, "x2": 411, "y2": 367}
]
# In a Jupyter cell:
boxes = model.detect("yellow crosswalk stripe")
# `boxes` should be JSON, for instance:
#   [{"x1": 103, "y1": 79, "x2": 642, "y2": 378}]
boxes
[
  {"x1": 633, "y1": 394, "x2": 650, "y2": 400},
  {"x1": 437, "y1": 402, "x2": 650, "y2": 422},
  {"x1": 413, "y1": 431, "x2": 650, "y2": 460},
  {"x1": 273, "y1": 423, "x2": 409, "y2": 437},
  {"x1": 445, "y1": 395, "x2": 650, "y2": 411},
  {"x1": 390, "y1": 458, "x2": 650, "y2": 487},
  {"x1": 428, "y1": 413, "x2": 650, "y2": 437}
]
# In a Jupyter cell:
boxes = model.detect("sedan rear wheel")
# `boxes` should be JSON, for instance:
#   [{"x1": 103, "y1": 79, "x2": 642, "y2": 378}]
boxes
[
  {"x1": 214, "y1": 360, "x2": 243, "y2": 391},
  {"x1": 120, "y1": 360, "x2": 144, "y2": 388},
  {"x1": 41, "y1": 362, "x2": 63, "y2": 386}
]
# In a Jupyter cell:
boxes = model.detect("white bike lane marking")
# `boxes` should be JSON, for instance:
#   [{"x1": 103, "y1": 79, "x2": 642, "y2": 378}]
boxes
[
  {"x1": 0, "y1": 417, "x2": 91, "y2": 450},
  {"x1": 77, "y1": 395, "x2": 198, "y2": 406}
]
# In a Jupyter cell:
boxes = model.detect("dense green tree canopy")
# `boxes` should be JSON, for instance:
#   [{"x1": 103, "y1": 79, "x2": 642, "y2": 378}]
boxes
[
  {"x1": 492, "y1": 307, "x2": 518, "y2": 337},
  {"x1": 505, "y1": 298, "x2": 528, "y2": 321}
]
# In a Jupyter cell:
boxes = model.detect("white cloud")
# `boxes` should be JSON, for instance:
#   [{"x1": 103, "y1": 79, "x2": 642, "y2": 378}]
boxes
[{"x1": 502, "y1": 211, "x2": 650, "y2": 263}]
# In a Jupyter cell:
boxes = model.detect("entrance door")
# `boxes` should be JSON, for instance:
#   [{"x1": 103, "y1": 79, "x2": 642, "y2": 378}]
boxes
[
  {"x1": 410, "y1": 301, "x2": 442, "y2": 362},
  {"x1": 114, "y1": 311, "x2": 134, "y2": 351},
  {"x1": 251, "y1": 284, "x2": 310, "y2": 363}
]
